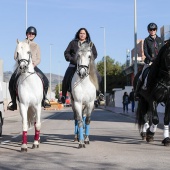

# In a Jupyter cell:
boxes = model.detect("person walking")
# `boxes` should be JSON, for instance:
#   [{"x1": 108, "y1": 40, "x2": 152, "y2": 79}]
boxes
[
  {"x1": 135, "y1": 23, "x2": 164, "y2": 98},
  {"x1": 129, "y1": 88, "x2": 135, "y2": 112},
  {"x1": 122, "y1": 92, "x2": 129, "y2": 113},
  {"x1": 7, "y1": 26, "x2": 51, "y2": 111}
]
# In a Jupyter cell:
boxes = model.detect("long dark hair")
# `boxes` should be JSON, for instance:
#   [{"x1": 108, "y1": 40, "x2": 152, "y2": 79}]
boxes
[{"x1": 74, "y1": 28, "x2": 91, "y2": 43}]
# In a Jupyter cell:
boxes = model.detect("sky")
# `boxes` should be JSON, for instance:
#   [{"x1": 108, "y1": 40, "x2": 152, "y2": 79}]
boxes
[{"x1": 0, "y1": 0, "x2": 170, "y2": 76}]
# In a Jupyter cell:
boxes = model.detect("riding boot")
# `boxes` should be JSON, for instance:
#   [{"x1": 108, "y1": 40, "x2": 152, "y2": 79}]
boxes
[
  {"x1": 60, "y1": 67, "x2": 75, "y2": 104},
  {"x1": 134, "y1": 79, "x2": 143, "y2": 100},
  {"x1": 7, "y1": 73, "x2": 17, "y2": 111},
  {"x1": 42, "y1": 87, "x2": 51, "y2": 108}
]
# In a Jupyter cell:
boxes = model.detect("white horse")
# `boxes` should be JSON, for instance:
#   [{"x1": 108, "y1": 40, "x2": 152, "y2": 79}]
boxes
[
  {"x1": 71, "y1": 42, "x2": 99, "y2": 148},
  {"x1": 15, "y1": 40, "x2": 43, "y2": 152}
]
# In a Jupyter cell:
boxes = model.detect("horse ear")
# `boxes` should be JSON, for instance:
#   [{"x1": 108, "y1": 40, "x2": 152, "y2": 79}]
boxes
[
  {"x1": 89, "y1": 42, "x2": 93, "y2": 48},
  {"x1": 17, "y1": 39, "x2": 19, "y2": 44}
]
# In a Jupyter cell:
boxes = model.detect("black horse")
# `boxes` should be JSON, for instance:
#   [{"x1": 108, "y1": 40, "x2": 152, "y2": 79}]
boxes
[{"x1": 134, "y1": 41, "x2": 170, "y2": 146}]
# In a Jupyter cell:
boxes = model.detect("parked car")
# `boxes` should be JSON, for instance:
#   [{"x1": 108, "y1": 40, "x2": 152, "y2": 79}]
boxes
[{"x1": 0, "y1": 80, "x2": 4, "y2": 136}]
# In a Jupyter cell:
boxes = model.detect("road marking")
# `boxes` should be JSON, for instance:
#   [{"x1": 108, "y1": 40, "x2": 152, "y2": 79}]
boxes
[{"x1": 1, "y1": 140, "x2": 10, "y2": 145}]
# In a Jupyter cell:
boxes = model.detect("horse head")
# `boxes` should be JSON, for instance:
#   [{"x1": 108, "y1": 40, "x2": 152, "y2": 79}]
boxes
[
  {"x1": 15, "y1": 39, "x2": 32, "y2": 73},
  {"x1": 76, "y1": 42, "x2": 94, "y2": 79}
]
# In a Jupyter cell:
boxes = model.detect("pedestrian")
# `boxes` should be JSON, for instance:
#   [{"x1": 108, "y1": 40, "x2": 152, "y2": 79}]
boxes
[
  {"x1": 135, "y1": 23, "x2": 164, "y2": 98},
  {"x1": 129, "y1": 88, "x2": 135, "y2": 112},
  {"x1": 7, "y1": 26, "x2": 51, "y2": 111},
  {"x1": 60, "y1": 27, "x2": 98, "y2": 104},
  {"x1": 122, "y1": 92, "x2": 129, "y2": 113}
]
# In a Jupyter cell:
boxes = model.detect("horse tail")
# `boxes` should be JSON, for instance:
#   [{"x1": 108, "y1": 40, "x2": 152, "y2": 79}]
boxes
[
  {"x1": 135, "y1": 97, "x2": 148, "y2": 131},
  {"x1": 27, "y1": 108, "x2": 35, "y2": 128}
]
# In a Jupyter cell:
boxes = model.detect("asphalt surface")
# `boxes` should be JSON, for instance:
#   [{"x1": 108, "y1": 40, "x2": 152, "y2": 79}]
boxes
[{"x1": 0, "y1": 106, "x2": 169, "y2": 170}]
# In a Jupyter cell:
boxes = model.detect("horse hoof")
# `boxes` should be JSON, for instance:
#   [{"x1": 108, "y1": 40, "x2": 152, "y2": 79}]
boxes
[
  {"x1": 32, "y1": 144, "x2": 39, "y2": 149},
  {"x1": 146, "y1": 136, "x2": 154, "y2": 142},
  {"x1": 78, "y1": 144, "x2": 85, "y2": 149},
  {"x1": 140, "y1": 132, "x2": 146, "y2": 140},
  {"x1": 162, "y1": 137, "x2": 170, "y2": 146},
  {"x1": 21, "y1": 148, "x2": 27, "y2": 152},
  {"x1": 84, "y1": 141, "x2": 90, "y2": 144}
]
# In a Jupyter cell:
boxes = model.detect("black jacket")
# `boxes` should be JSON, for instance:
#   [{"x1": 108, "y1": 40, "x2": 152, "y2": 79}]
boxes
[
  {"x1": 64, "y1": 39, "x2": 97, "y2": 65},
  {"x1": 143, "y1": 35, "x2": 164, "y2": 64}
]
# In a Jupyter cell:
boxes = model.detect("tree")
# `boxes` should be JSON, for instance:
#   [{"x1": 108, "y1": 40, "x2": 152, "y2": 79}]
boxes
[
  {"x1": 55, "y1": 84, "x2": 62, "y2": 99},
  {"x1": 97, "y1": 56, "x2": 126, "y2": 93}
]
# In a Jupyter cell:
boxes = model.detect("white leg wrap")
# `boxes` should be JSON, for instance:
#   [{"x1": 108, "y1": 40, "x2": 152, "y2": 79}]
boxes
[
  {"x1": 163, "y1": 125, "x2": 169, "y2": 138},
  {"x1": 142, "y1": 122, "x2": 149, "y2": 132},
  {"x1": 150, "y1": 123, "x2": 157, "y2": 133}
]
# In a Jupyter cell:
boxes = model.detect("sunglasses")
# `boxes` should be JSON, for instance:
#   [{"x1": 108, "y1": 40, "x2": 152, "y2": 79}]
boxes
[
  {"x1": 28, "y1": 32, "x2": 35, "y2": 35},
  {"x1": 149, "y1": 29, "x2": 156, "y2": 31}
]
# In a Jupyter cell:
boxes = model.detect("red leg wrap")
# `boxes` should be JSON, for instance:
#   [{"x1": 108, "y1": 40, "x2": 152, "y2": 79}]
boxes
[
  {"x1": 34, "y1": 129, "x2": 40, "y2": 141},
  {"x1": 22, "y1": 131, "x2": 27, "y2": 144}
]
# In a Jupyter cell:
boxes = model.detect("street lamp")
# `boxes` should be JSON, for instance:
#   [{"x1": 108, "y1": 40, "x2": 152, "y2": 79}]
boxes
[
  {"x1": 134, "y1": 0, "x2": 138, "y2": 75},
  {"x1": 49, "y1": 44, "x2": 53, "y2": 100},
  {"x1": 25, "y1": 0, "x2": 27, "y2": 30},
  {"x1": 100, "y1": 27, "x2": 106, "y2": 108}
]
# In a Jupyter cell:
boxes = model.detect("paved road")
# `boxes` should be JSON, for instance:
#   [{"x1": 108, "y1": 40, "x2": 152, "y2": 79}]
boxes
[{"x1": 0, "y1": 107, "x2": 169, "y2": 170}]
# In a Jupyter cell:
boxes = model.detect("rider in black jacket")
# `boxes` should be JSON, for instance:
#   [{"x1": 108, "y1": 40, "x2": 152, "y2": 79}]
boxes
[
  {"x1": 60, "y1": 28, "x2": 97, "y2": 104},
  {"x1": 135, "y1": 23, "x2": 164, "y2": 98}
]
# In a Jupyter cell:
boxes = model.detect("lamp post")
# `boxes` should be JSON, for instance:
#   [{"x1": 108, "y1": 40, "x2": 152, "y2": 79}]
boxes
[
  {"x1": 100, "y1": 27, "x2": 106, "y2": 108},
  {"x1": 134, "y1": 0, "x2": 138, "y2": 75},
  {"x1": 49, "y1": 44, "x2": 53, "y2": 100},
  {"x1": 25, "y1": 0, "x2": 27, "y2": 30}
]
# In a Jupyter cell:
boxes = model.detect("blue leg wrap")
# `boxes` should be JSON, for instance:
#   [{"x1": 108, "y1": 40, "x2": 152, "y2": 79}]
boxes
[
  {"x1": 85, "y1": 124, "x2": 90, "y2": 136},
  {"x1": 79, "y1": 127, "x2": 84, "y2": 141},
  {"x1": 74, "y1": 120, "x2": 78, "y2": 135}
]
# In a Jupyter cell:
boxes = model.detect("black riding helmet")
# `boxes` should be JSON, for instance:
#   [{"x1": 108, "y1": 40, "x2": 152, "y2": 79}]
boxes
[
  {"x1": 147, "y1": 23, "x2": 157, "y2": 30},
  {"x1": 26, "y1": 26, "x2": 37, "y2": 36}
]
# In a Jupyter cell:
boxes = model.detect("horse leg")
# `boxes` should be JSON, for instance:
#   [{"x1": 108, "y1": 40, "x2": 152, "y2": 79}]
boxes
[
  {"x1": 32, "y1": 106, "x2": 41, "y2": 149},
  {"x1": 141, "y1": 122, "x2": 149, "y2": 140},
  {"x1": 84, "y1": 102, "x2": 94, "y2": 145},
  {"x1": 78, "y1": 120, "x2": 85, "y2": 148},
  {"x1": 146, "y1": 101, "x2": 158, "y2": 142},
  {"x1": 84, "y1": 116, "x2": 90, "y2": 144},
  {"x1": 20, "y1": 105, "x2": 28, "y2": 152},
  {"x1": 162, "y1": 105, "x2": 170, "y2": 146},
  {"x1": 73, "y1": 119, "x2": 79, "y2": 142}
]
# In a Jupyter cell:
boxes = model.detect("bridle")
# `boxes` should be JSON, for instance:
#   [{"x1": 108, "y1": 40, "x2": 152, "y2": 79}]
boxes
[
  {"x1": 76, "y1": 49, "x2": 91, "y2": 78},
  {"x1": 17, "y1": 51, "x2": 35, "y2": 74}
]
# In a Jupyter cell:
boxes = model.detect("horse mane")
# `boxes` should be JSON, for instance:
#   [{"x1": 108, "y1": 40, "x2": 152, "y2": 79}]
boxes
[
  {"x1": 78, "y1": 44, "x2": 99, "y2": 90},
  {"x1": 89, "y1": 57, "x2": 99, "y2": 90},
  {"x1": 147, "y1": 42, "x2": 170, "y2": 91}
]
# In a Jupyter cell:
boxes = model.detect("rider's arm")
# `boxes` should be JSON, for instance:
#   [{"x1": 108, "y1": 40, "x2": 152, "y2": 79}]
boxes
[
  {"x1": 32, "y1": 44, "x2": 41, "y2": 66},
  {"x1": 64, "y1": 41, "x2": 74, "y2": 62},
  {"x1": 143, "y1": 39, "x2": 153, "y2": 61}
]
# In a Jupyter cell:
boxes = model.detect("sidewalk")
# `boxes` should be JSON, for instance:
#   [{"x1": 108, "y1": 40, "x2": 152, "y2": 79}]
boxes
[
  {"x1": 99, "y1": 105, "x2": 164, "y2": 128},
  {"x1": 99, "y1": 106, "x2": 135, "y2": 119}
]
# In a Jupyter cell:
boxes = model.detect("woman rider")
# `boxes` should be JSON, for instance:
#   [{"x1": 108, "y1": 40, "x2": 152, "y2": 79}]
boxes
[
  {"x1": 7, "y1": 26, "x2": 51, "y2": 111},
  {"x1": 60, "y1": 28, "x2": 98, "y2": 103}
]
